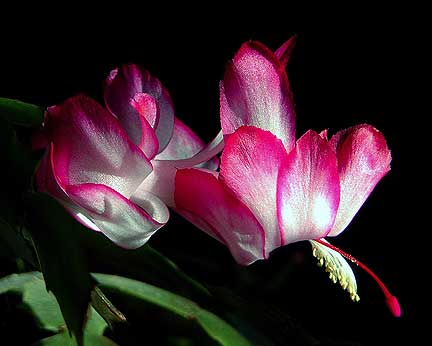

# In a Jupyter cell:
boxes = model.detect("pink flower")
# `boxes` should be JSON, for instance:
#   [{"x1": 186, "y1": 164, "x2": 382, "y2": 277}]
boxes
[
  {"x1": 175, "y1": 39, "x2": 400, "y2": 316},
  {"x1": 35, "y1": 65, "x2": 220, "y2": 249}
]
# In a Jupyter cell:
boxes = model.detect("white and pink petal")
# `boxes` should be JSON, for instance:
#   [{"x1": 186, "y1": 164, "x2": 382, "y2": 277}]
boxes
[
  {"x1": 135, "y1": 130, "x2": 224, "y2": 209},
  {"x1": 133, "y1": 160, "x2": 177, "y2": 208},
  {"x1": 277, "y1": 130, "x2": 340, "y2": 244},
  {"x1": 104, "y1": 64, "x2": 175, "y2": 152},
  {"x1": 35, "y1": 149, "x2": 108, "y2": 232},
  {"x1": 328, "y1": 124, "x2": 391, "y2": 236},
  {"x1": 220, "y1": 41, "x2": 295, "y2": 151},
  {"x1": 65, "y1": 183, "x2": 168, "y2": 249},
  {"x1": 130, "y1": 93, "x2": 160, "y2": 159},
  {"x1": 47, "y1": 95, "x2": 152, "y2": 198},
  {"x1": 156, "y1": 117, "x2": 210, "y2": 161},
  {"x1": 219, "y1": 126, "x2": 288, "y2": 257},
  {"x1": 175, "y1": 168, "x2": 266, "y2": 265}
]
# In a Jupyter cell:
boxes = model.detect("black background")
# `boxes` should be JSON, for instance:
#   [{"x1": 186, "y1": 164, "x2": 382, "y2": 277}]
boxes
[{"x1": 0, "y1": 7, "x2": 425, "y2": 345}]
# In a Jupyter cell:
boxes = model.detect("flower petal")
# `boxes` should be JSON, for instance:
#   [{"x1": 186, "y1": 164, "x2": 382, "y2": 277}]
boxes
[
  {"x1": 134, "y1": 130, "x2": 224, "y2": 208},
  {"x1": 35, "y1": 148, "x2": 66, "y2": 200},
  {"x1": 219, "y1": 126, "x2": 288, "y2": 257},
  {"x1": 66, "y1": 183, "x2": 168, "y2": 249},
  {"x1": 175, "y1": 168, "x2": 266, "y2": 265},
  {"x1": 133, "y1": 160, "x2": 177, "y2": 208},
  {"x1": 105, "y1": 66, "x2": 154, "y2": 148},
  {"x1": 47, "y1": 95, "x2": 152, "y2": 198},
  {"x1": 274, "y1": 36, "x2": 297, "y2": 67},
  {"x1": 155, "y1": 117, "x2": 208, "y2": 160},
  {"x1": 277, "y1": 130, "x2": 340, "y2": 244},
  {"x1": 105, "y1": 64, "x2": 175, "y2": 152},
  {"x1": 130, "y1": 190, "x2": 170, "y2": 226},
  {"x1": 35, "y1": 148, "x2": 101, "y2": 232},
  {"x1": 220, "y1": 41, "x2": 295, "y2": 151},
  {"x1": 172, "y1": 130, "x2": 223, "y2": 170},
  {"x1": 328, "y1": 124, "x2": 391, "y2": 236},
  {"x1": 130, "y1": 93, "x2": 160, "y2": 159}
]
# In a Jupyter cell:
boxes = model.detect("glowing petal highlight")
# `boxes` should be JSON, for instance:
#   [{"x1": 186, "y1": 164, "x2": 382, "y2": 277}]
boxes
[{"x1": 277, "y1": 130, "x2": 340, "y2": 243}]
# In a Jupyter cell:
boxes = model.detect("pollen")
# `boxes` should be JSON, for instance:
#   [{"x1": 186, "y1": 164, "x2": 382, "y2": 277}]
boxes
[
  {"x1": 311, "y1": 240, "x2": 360, "y2": 302},
  {"x1": 311, "y1": 238, "x2": 400, "y2": 317}
]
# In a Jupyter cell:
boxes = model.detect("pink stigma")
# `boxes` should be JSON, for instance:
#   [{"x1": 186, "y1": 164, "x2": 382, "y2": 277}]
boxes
[
  {"x1": 314, "y1": 238, "x2": 401, "y2": 317},
  {"x1": 386, "y1": 295, "x2": 401, "y2": 317}
]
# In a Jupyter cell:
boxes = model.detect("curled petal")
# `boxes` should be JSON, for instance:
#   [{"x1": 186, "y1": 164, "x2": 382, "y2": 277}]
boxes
[
  {"x1": 220, "y1": 126, "x2": 288, "y2": 256},
  {"x1": 66, "y1": 183, "x2": 168, "y2": 249},
  {"x1": 47, "y1": 95, "x2": 152, "y2": 198},
  {"x1": 130, "y1": 92, "x2": 159, "y2": 128},
  {"x1": 130, "y1": 93, "x2": 160, "y2": 159},
  {"x1": 133, "y1": 160, "x2": 177, "y2": 208},
  {"x1": 175, "y1": 168, "x2": 266, "y2": 265},
  {"x1": 328, "y1": 124, "x2": 391, "y2": 236},
  {"x1": 105, "y1": 64, "x2": 175, "y2": 152},
  {"x1": 105, "y1": 66, "x2": 151, "y2": 146},
  {"x1": 277, "y1": 130, "x2": 340, "y2": 244},
  {"x1": 36, "y1": 146, "x2": 167, "y2": 241},
  {"x1": 130, "y1": 190, "x2": 170, "y2": 226},
  {"x1": 221, "y1": 41, "x2": 295, "y2": 151}
]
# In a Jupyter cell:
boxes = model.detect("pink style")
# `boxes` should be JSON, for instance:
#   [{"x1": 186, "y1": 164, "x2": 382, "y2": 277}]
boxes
[{"x1": 175, "y1": 38, "x2": 400, "y2": 317}]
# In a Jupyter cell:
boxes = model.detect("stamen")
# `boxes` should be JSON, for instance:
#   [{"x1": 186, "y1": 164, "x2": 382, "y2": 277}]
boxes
[
  {"x1": 313, "y1": 238, "x2": 401, "y2": 317},
  {"x1": 311, "y1": 239, "x2": 360, "y2": 302}
]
